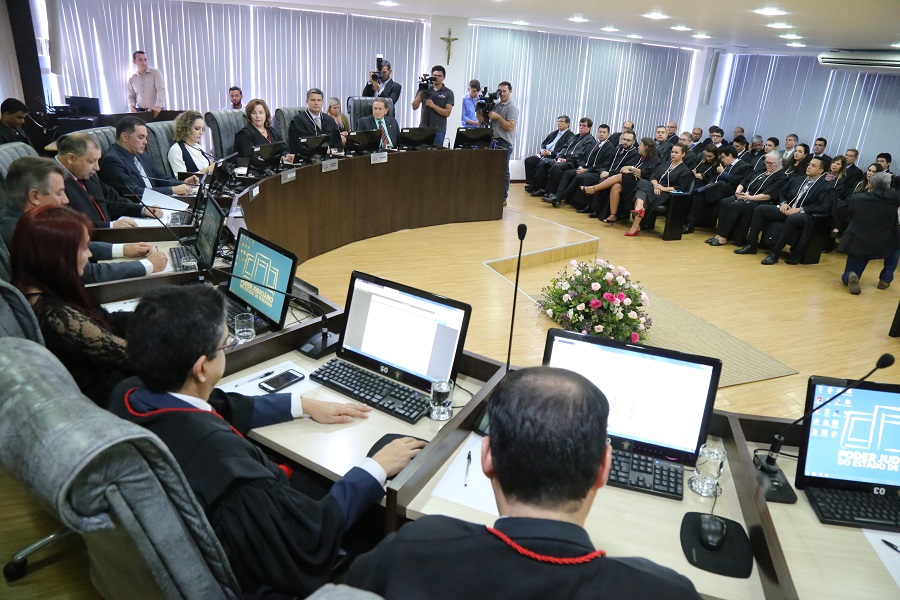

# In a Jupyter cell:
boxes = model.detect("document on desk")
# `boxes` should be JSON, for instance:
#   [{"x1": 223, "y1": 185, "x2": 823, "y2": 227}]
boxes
[
  {"x1": 864, "y1": 529, "x2": 900, "y2": 589},
  {"x1": 142, "y1": 188, "x2": 191, "y2": 212},
  {"x1": 431, "y1": 431, "x2": 499, "y2": 517}
]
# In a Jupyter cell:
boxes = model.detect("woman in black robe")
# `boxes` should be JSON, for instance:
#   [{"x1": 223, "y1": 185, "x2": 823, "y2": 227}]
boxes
[{"x1": 625, "y1": 143, "x2": 694, "y2": 237}]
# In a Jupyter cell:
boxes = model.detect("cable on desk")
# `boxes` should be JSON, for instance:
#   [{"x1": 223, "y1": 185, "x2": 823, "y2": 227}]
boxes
[
  {"x1": 454, "y1": 382, "x2": 475, "y2": 398},
  {"x1": 753, "y1": 448, "x2": 797, "y2": 460}
]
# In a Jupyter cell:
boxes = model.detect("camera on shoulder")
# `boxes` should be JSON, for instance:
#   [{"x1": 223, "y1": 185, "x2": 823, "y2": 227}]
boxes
[{"x1": 476, "y1": 87, "x2": 501, "y2": 120}]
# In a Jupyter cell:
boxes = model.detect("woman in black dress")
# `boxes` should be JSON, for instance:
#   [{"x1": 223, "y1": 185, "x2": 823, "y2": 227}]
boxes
[
  {"x1": 625, "y1": 143, "x2": 694, "y2": 237},
  {"x1": 709, "y1": 151, "x2": 786, "y2": 246},
  {"x1": 783, "y1": 143, "x2": 810, "y2": 179},
  {"x1": 233, "y1": 99, "x2": 284, "y2": 158},
  {"x1": 692, "y1": 145, "x2": 720, "y2": 186}
]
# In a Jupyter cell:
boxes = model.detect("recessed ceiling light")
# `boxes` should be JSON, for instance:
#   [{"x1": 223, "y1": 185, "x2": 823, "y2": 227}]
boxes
[
  {"x1": 601, "y1": 26, "x2": 619, "y2": 32},
  {"x1": 376, "y1": 1, "x2": 399, "y2": 5},
  {"x1": 767, "y1": 22, "x2": 792, "y2": 29},
  {"x1": 513, "y1": 20, "x2": 529, "y2": 26},
  {"x1": 642, "y1": 11, "x2": 669, "y2": 20},
  {"x1": 670, "y1": 25, "x2": 692, "y2": 32},
  {"x1": 786, "y1": 42, "x2": 806, "y2": 48},
  {"x1": 779, "y1": 33, "x2": 802, "y2": 40},
  {"x1": 892, "y1": 43, "x2": 900, "y2": 49},
  {"x1": 754, "y1": 7, "x2": 787, "y2": 16},
  {"x1": 626, "y1": 34, "x2": 643, "y2": 39},
  {"x1": 693, "y1": 33, "x2": 712, "y2": 39},
  {"x1": 568, "y1": 15, "x2": 589, "y2": 23}
]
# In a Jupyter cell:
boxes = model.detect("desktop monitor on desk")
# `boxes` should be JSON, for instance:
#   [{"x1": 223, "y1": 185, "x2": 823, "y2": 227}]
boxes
[
  {"x1": 541, "y1": 329, "x2": 722, "y2": 466},
  {"x1": 294, "y1": 135, "x2": 330, "y2": 163},
  {"x1": 397, "y1": 127, "x2": 436, "y2": 151},
  {"x1": 453, "y1": 127, "x2": 493, "y2": 150},
  {"x1": 227, "y1": 228, "x2": 298, "y2": 331},
  {"x1": 248, "y1": 142, "x2": 287, "y2": 176},
  {"x1": 194, "y1": 192, "x2": 226, "y2": 269},
  {"x1": 64, "y1": 96, "x2": 101, "y2": 117},
  {"x1": 345, "y1": 130, "x2": 382, "y2": 156}
]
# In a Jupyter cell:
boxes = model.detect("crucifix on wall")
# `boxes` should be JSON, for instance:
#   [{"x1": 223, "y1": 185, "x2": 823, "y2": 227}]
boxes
[{"x1": 440, "y1": 28, "x2": 459, "y2": 64}]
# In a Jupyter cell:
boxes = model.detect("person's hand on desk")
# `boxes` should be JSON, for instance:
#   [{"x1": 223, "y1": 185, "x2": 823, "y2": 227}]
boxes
[
  {"x1": 303, "y1": 398, "x2": 372, "y2": 424},
  {"x1": 113, "y1": 218, "x2": 138, "y2": 229},
  {"x1": 142, "y1": 206, "x2": 164, "y2": 219},
  {"x1": 146, "y1": 251, "x2": 168, "y2": 272},
  {"x1": 172, "y1": 183, "x2": 195, "y2": 196},
  {"x1": 124, "y1": 242, "x2": 152, "y2": 258},
  {"x1": 184, "y1": 175, "x2": 201, "y2": 186},
  {"x1": 371, "y1": 437, "x2": 427, "y2": 478}
]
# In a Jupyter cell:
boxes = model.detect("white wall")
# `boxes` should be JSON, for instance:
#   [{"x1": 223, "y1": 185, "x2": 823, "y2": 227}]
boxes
[{"x1": 691, "y1": 50, "x2": 733, "y2": 132}]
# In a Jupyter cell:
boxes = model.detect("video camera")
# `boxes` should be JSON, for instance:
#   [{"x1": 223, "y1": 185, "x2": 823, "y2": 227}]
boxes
[
  {"x1": 476, "y1": 87, "x2": 501, "y2": 121},
  {"x1": 369, "y1": 54, "x2": 385, "y2": 84},
  {"x1": 418, "y1": 74, "x2": 437, "y2": 99}
]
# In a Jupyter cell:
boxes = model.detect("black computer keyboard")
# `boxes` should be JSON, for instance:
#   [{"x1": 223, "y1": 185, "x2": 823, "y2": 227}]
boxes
[
  {"x1": 170, "y1": 246, "x2": 198, "y2": 271},
  {"x1": 225, "y1": 297, "x2": 270, "y2": 336},
  {"x1": 609, "y1": 449, "x2": 684, "y2": 500},
  {"x1": 169, "y1": 211, "x2": 192, "y2": 226},
  {"x1": 806, "y1": 486, "x2": 900, "y2": 532},
  {"x1": 311, "y1": 358, "x2": 430, "y2": 424}
]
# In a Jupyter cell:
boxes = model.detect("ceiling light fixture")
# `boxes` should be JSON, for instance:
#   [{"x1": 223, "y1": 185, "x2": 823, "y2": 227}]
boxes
[
  {"x1": 671, "y1": 25, "x2": 692, "y2": 32},
  {"x1": 626, "y1": 34, "x2": 643, "y2": 39},
  {"x1": 569, "y1": 15, "x2": 589, "y2": 23},
  {"x1": 601, "y1": 26, "x2": 619, "y2": 32},
  {"x1": 786, "y1": 42, "x2": 806, "y2": 48},
  {"x1": 642, "y1": 12, "x2": 669, "y2": 20},
  {"x1": 753, "y1": 7, "x2": 787, "y2": 16},
  {"x1": 376, "y1": 1, "x2": 399, "y2": 5},
  {"x1": 693, "y1": 33, "x2": 712, "y2": 39},
  {"x1": 779, "y1": 33, "x2": 802, "y2": 40},
  {"x1": 892, "y1": 43, "x2": 900, "y2": 49},
  {"x1": 513, "y1": 20, "x2": 529, "y2": 26},
  {"x1": 767, "y1": 22, "x2": 792, "y2": 29}
]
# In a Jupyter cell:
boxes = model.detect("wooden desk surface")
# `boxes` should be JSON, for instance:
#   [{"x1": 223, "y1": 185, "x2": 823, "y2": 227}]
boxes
[
  {"x1": 751, "y1": 443, "x2": 898, "y2": 599},
  {"x1": 223, "y1": 350, "x2": 485, "y2": 482},
  {"x1": 406, "y1": 432, "x2": 766, "y2": 600}
]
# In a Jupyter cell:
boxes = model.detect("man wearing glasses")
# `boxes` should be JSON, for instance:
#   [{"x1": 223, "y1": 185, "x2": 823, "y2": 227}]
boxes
[
  {"x1": 530, "y1": 118, "x2": 595, "y2": 198},
  {"x1": 524, "y1": 116, "x2": 574, "y2": 193},
  {"x1": 412, "y1": 65, "x2": 454, "y2": 147}
]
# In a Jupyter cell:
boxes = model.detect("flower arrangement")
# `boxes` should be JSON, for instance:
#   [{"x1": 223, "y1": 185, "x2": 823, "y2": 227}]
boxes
[{"x1": 538, "y1": 258, "x2": 651, "y2": 343}]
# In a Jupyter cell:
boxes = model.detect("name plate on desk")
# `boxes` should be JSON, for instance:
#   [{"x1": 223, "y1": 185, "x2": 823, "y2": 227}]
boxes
[
  {"x1": 281, "y1": 169, "x2": 297, "y2": 184},
  {"x1": 322, "y1": 159, "x2": 339, "y2": 173},
  {"x1": 370, "y1": 151, "x2": 388, "y2": 164}
]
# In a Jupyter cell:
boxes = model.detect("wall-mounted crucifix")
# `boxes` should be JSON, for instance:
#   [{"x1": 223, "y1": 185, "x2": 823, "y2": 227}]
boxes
[{"x1": 440, "y1": 28, "x2": 459, "y2": 64}]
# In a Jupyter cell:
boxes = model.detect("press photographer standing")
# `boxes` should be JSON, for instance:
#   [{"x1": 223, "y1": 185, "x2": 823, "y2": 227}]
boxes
[
  {"x1": 362, "y1": 57, "x2": 401, "y2": 106},
  {"x1": 479, "y1": 81, "x2": 518, "y2": 203},
  {"x1": 412, "y1": 65, "x2": 454, "y2": 147}
]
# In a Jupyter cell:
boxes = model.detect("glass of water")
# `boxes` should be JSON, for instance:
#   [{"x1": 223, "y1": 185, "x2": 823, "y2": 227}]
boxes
[
  {"x1": 689, "y1": 443, "x2": 727, "y2": 497},
  {"x1": 181, "y1": 257, "x2": 198, "y2": 272},
  {"x1": 234, "y1": 313, "x2": 255, "y2": 344},
  {"x1": 429, "y1": 380, "x2": 454, "y2": 421}
]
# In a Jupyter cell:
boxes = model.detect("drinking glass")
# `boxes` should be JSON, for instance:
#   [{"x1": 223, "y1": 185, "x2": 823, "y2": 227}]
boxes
[
  {"x1": 429, "y1": 380, "x2": 454, "y2": 421},
  {"x1": 234, "y1": 313, "x2": 255, "y2": 344},
  {"x1": 689, "y1": 443, "x2": 726, "y2": 497}
]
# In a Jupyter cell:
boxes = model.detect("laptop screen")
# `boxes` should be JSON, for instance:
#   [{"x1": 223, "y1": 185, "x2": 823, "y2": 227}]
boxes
[
  {"x1": 542, "y1": 328, "x2": 721, "y2": 465},
  {"x1": 337, "y1": 271, "x2": 472, "y2": 393},
  {"x1": 194, "y1": 192, "x2": 225, "y2": 268},
  {"x1": 796, "y1": 376, "x2": 900, "y2": 491},
  {"x1": 227, "y1": 228, "x2": 298, "y2": 330}
]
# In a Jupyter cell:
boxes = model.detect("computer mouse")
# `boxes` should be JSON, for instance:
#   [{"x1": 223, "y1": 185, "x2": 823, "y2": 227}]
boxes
[
  {"x1": 366, "y1": 433, "x2": 428, "y2": 458},
  {"x1": 699, "y1": 514, "x2": 727, "y2": 550}
]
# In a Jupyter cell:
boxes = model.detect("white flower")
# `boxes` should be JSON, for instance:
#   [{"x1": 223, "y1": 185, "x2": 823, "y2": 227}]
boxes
[
  {"x1": 595, "y1": 258, "x2": 603, "y2": 265},
  {"x1": 546, "y1": 309, "x2": 554, "y2": 317},
  {"x1": 616, "y1": 312, "x2": 624, "y2": 320},
  {"x1": 594, "y1": 325, "x2": 604, "y2": 333},
  {"x1": 570, "y1": 259, "x2": 578, "y2": 267},
  {"x1": 628, "y1": 310, "x2": 638, "y2": 320},
  {"x1": 574, "y1": 269, "x2": 582, "y2": 277},
  {"x1": 604, "y1": 272, "x2": 614, "y2": 282},
  {"x1": 639, "y1": 317, "x2": 646, "y2": 324},
  {"x1": 562, "y1": 294, "x2": 571, "y2": 302},
  {"x1": 567, "y1": 308, "x2": 574, "y2": 319},
  {"x1": 576, "y1": 303, "x2": 586, "y2": 311},
  {"x1": 638, "y1": 324, "x2": 645, "y2": 331},
  {"x1": 623, "y1": 297, "x2": 632, "y2": 306},
  {"x1": 641, "y1": 292, "x2": 648, "y2": 303},
  {"x1": 616, "y1": 275, "x2": 626, "y2": 285},
  {"x1": 559, "y1": 280, "x2": 570, "y2": 290}
]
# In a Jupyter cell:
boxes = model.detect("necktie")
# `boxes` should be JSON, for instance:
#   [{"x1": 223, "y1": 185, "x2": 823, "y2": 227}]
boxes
[
  {"x1": 134, "y1": 156, "x2": 152, "y2": 188},
  {"x1": 314, "y1": 114, "x2": 321, "y2": 130},
  {"x1": 378, "y1": 120, "x2": 391, "y2": 149}
]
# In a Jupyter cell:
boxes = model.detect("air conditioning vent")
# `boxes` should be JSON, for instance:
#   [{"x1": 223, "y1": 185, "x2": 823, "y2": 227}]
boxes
[{"x1": 817, "y1": 52, "x2": 900, "y2": 73}]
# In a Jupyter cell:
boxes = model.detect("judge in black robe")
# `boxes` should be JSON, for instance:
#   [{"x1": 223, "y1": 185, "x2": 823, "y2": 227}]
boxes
[
  {"x1": 626, "y1": 144, "x2": 693, "y2": 236},
  {"x1": 711, "y1": 162, "x2": 786, "y2": 246},
  {"x1": 234, "y1": 124, "x2": 284, "y2": 158}
]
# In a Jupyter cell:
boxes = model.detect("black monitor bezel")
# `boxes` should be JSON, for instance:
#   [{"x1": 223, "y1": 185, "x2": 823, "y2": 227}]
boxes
[
  {"x1": 194, "y1": 192, "x2": 225, "y2": 268},
  {"x1": 248, "y1": 142, "x2": 287, "y2": 175},
  {"x1": 453, "y1": 127, "x2": 494, "y2": 149},
  {"x1": 398, "y1": 127, "x2": 436, "y2": 150},
  {"x1": 226, "y1": 227, "x2": 299, "y2": 331},
  {"x1": 337, "y1": 270, "x2": 473, "y2": 394},
  {"x1": 64, "y1": 96, "x2": 101, "y2": 117},
  {"x1": 345, "y1": 130, "x2": 383, "y2": 155},
  {"x1": 295, "y1": 134, "x2": 330, "y2": 160},
  {"x1": 541, "y1": 328, "x2": 722, "y2": 466}
]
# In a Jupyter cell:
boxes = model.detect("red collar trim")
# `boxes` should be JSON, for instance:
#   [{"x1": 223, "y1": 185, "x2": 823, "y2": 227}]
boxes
[
  {"x1": 485, "y1": 526, "x2": 606, "y2": 564},
  {"x1": 123, "y1": 387, "x2": 244, "y2": 437}
]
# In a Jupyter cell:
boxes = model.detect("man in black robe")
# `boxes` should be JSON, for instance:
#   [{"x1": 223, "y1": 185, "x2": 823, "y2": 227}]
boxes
[{"x1": 109, "y1": 285, "x2": 424, "y2": 597}]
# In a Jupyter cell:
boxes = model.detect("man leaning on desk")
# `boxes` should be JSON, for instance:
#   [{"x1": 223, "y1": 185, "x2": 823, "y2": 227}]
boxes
[
  {"x1": 98, "y1": 116, "x2": 198, "y2": 197},
  {"x1": 109, "y1": 285, "x2": 426, "y2": 598},
  {"x1": 348, "y1": 367, "x2": 701, "y2": 599}
]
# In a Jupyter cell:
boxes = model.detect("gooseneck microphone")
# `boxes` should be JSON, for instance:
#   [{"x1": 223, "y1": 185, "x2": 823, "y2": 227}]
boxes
[
  {"x1": 506, "y1": 223, "x2": 527, "y2": 372},
  {"x1": 755, "y1": 353, "x2": 894, "y2": 503},
  {"x1": 190, "y1": 144, "x2": 218, "y2": 162}
]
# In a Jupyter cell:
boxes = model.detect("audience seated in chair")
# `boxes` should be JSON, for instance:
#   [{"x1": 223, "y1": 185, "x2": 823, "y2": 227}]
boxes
[
  {"x1": 530, "y1": 118, "x2": 594, "y2": 198},
  {"x1": 625, "y1": 143, "x2": 693, "y2": 237},
  {"x1": 683, "y1": 145, "x2": 751, "y2": 233},
  {"x1": 545, "y1": 124, "x2": 614, "y2": 208},
  {"x1": 523, "y1": 116, "x2": 574, "y2": 192}
]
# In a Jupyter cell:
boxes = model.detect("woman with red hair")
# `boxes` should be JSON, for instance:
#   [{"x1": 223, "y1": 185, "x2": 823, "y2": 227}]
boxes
[{"x1": 11, "y1": 205, "x2": 132, "y2": 405}]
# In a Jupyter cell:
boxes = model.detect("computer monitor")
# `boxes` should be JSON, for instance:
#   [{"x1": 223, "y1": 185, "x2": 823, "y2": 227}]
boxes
[
  {"x1": 227, "y1": 228, "x2": 298, "y2": 331},
  {"x1": 398, "y1": 127, "x2": 436, "y2": 151},
  {"x1": 64, "y1": 96, "x2": 101, "y2": 117},
  {"x1": 453, "y1": 127, "x2": 493, "y2": 149},
  {"x1": 294, "y1": 135, "x2": 330, "y2": 163},
  {"x1": 248, "y1": 142, "x2": 287, "y2": 176},
  {"x1": 796, "y1": 376, "x2": 900, "y2": 493},
  {"x1": 208, "y1": 152, "x2": 237, "y2": 194},
  {"x1": 194, "y1": 192, "x2": 226, "y2": 268},
  {"x1": 337, "y1": 271, "x2": 473, "y2": 394},
  {"x1": 345, "y1": 130, "x2": 382, "y2": 155},
  {"x1": 541, "y1": 328, "x2": 722, "y2": 465}
]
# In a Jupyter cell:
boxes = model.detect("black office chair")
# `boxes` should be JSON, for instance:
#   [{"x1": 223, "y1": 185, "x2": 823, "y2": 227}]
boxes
[
  {"x1": 205, "y1": 110, "x2": 246, "y2": 158},
  {"x1": 639, "y1": 178, "x2": 697, "y2": 240},
  {"x1": 146, "y1": 120, "x2": 178, "y2": 179},
  {"x1": 78, "y1": 126, "x2": 118, "y2": 156},
  {"x1": 274, "y1": 106, "x2": 303, "y2": 143}
]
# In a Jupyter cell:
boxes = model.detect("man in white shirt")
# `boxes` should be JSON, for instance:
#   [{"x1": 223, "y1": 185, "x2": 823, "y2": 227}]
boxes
[{"x1": 127, "y1": 51, "x2": 165, "y2": 117}]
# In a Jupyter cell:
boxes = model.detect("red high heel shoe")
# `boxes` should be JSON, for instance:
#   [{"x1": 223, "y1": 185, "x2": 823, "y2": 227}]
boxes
[
  {"x1": 624, "y1": 230, "x2": 640, "y2": 237},
  {"x1": 629, "y1": 209, "x2": 645, "y2": 218}
]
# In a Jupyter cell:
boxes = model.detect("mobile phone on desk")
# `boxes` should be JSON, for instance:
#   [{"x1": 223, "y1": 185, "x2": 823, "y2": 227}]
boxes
[{"x1": 259, "y1": 369, "x2": 305, "y2": 393}]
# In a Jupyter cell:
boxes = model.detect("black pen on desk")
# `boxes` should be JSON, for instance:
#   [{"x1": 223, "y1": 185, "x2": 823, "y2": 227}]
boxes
[
  {"x1": 235, "y1": 370, "x2": 274, "y2": 387},
  {"x1": 883, "y1": 539, "x2": 900, "y2": 554},
  {"x1": 464, "y1": 451, "x2": 471, "y2": 487}
]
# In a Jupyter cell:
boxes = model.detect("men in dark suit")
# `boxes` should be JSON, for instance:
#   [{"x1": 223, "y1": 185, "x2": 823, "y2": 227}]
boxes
[
  {"x1": 57, "y1": 133, "x2": 164, "y2": 228},
  {"x1": 749, "y1": 137, "x2": 779, "y2": 172},
  {"x1": 289, "y1": 88, "x2": 341, "y2": 153},
  {"x1": 355, "y1": 98, "x2": 400, "y2": 149},
  {"x1": 732, "y1": 135, "x2": 749, "y2": 162},
  {"x1": 362, "y1": 59, "x2": 402, "y2": 107},
  {"x1": 683, "y1": 146, "x2": 752, "y2": 233},
  {"x1": 653, "y1": 125, "x2": 672, "y2": 161},
  {"x1": 546, "y1": 123, "x2": 614, "y2": 207},
  {"x1": 843, "y1": 148, "x2": 865, "y2": 192},
  {"x1": 811, "y1": 137, "x2": 831, "y2": 162},
  {"x1": 838, "y1": 172, "x2": 900, "y2": 293},
  {"x1": 98, "y1": 116, "x2": 196, "y2": 197},
  {"x1": 701, "y1": 126, "x2": 727, "y2": 148},
  {"x1": 608, "y1": 120, "x2": 634, "y2": 146},
  {"x1": 0, "y1": 157, "x2": 166, "y2": 282},
  {"x1": 110, "y1": 285, "x2": 425, "y2": 598},
  {"x1": 666, "y1": 121, "x2": 679, "y2": 145},
  {"x1": 782, "y1": 134, "x2": 799, "y2": 165},
  {"x1": 736, "y1": 156, "x2": 834, "y2": 265},
  {"x1": 530, "y1": 118, "x2": 594, "y2": 197},
  {"x1": 347, "y1": 367, "x2": 701, "y2": 600},
  {"x1": 0, "y1": 98, "x2": 32, "y2": 147},
  {"x1": 524, "y1": 116, "x2": 573, "y2": 192},
  {"x1": 679, "y1": 132, "x2": 701, "y2": 170}
]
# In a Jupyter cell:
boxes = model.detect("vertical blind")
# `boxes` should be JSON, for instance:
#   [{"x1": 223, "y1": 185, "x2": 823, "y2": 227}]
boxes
[{"x1": 719, "y1": 54, "x2": 900, "y2": 164}]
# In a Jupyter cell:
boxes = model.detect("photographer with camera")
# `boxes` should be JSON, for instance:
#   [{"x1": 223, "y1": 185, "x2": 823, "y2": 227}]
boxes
[
  {"x1": 412, "y1": 65, "x2": 454, "y2": 147},
  {"x1": 477, "y1": 82, "x2": 518, "y2": 202},
  {"x1": 362, "y1": 55, "x2": 401, "y2": 107}
]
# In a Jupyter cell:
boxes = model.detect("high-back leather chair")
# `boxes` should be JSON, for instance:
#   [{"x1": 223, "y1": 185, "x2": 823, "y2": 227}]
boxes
[
  {"x1": 0, "y1": 142, "x2": 39, "y2": 211},
  {"x1": 274, "y1": 106, "x2": 303, "y2": 143},
  {"x1": 205, "y1": 110, "x2": 247, "y2": 158},
  {"x1": 146, "y1": 121, "x2": 178, "y2": 178},
  {"x1": 346, "y1": 97, "x2": 395, "y2": 130},
  {"x1": 0, "y1": 338, "x2": 241, "y2": 598},
  {"x1": 79, "y1": 126, "x2": 118, "y2": 156}
]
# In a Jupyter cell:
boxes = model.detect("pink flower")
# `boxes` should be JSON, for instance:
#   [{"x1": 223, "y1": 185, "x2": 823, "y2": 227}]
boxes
[
  {"x1": 591, "y1": 282, "x2": 601, "y2": 291},
  {"x1": 562, "y1": 294, "x2": 571, "y2": 302},
  {"x1": 631, "y1": 332, "x2": 640, "y2": 343},
  {"x1": 603, "y1": 292, "x2": 615, "y2": 302},
  {"x1": 594, "y1": 325, "x2": 604, "y2": 333},
  {"x1": 589, "y1": 299, "x2": 602, "y2": 309},
  {"x1": 616, "y1": 292, "x2": 626, "y2": 301},
  {"x1": 576, "y1": 303, "x2": 586, "y2": 311}
]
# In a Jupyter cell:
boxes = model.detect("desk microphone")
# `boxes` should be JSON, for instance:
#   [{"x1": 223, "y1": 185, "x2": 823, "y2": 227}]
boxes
[
  {"x1": 755, "y1": 353, "x2": 894, "y2": 503},
  {"x1": 506, "y1": 223, "x2": 527, "y2": 372},
  {"x1": 207, "y1": 266, "x2": 338, "y2": 358},
  {"x1": 189, "y1": 144, "x2": 217, "y2": 162}
]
